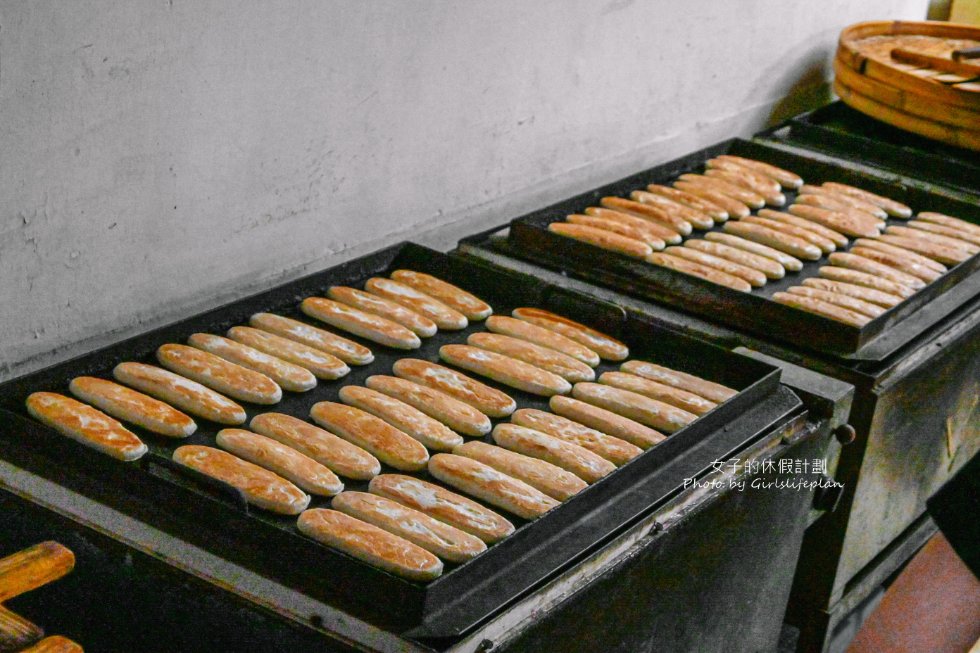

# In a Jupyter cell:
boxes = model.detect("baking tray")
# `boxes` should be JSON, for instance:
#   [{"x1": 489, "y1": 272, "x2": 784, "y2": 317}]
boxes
[
  {"x1": 774, "y1": 102, "x2": 980, "y2": 196},
  {"x1": 0, "y1": 242, "x2": 798, "y2": 642},
  {"x1": 496, "y1": 138, "x2": 980, "y2": 359}
]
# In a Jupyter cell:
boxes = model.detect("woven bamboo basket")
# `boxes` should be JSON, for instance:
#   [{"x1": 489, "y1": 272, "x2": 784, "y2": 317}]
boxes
[{"x1": 834, "y1": 20, "x2": 980, "y2": 151}]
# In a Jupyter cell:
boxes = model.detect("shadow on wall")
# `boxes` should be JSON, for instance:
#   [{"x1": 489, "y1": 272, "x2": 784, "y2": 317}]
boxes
[{"x1": 764, "y1": 45, "x2": 836, "y2": 127}]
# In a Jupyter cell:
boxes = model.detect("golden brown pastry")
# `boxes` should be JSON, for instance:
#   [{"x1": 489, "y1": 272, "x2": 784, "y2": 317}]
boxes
[
  {"x1": 215, "y1": 428, "x2": 343, "y2": 497},
  {"x1": 113, "y1": 362, "x2": 246, "y2": 425},
  {"x1": 26, "y1": 392, "x2": 148, "y2": 461},
  {"x1": 618, "y1": 361, "x2": 737, "y2": 403},
  {"x1": 368, "y1": 474, "x2": 515, "y2": 544},
  {"x1": 173, "y1": 445, "x2": 309, "y2": 514},
  {"x1": 392, "y1": 358, "x2": 517, "y2": 417},
  {"x1": 249, "y1": 312, "x2": 374, "y2": 365},
  {"x1": 156, "y1": 343, "x2": 282, "y2": 404},
  {"x1": 338, "y1": 385, "x2": 463, "y2": 451},
  {"x1": 250, "y1": 412, "x2": 381, "y2": 480},
  {"x1": 428, "y1": 454, "x2": 560, "y2": 520},
  {"x1": 297, "y1": 509, "x2": 443, "y2": 581},
  {"x1": 331, "y1": 491, "x2": 486, "y2": 563},
  {"x1": 309, "y1": 402, "x2": 429, "y2": 472},
  {"x1": 389, "y1": 270, "x2": 493, "y2": 321},
  {"x1": 510, "y1": 307, "x2": 629, "y2": 361},
  {"x1": 68, "y1": 376, "x2": 196, "y2": 437}
]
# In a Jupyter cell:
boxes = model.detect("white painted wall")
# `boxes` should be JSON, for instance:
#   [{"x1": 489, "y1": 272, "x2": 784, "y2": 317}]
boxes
[{"x1": 0, "y1": 0, "x2": 927, "y2": 380}]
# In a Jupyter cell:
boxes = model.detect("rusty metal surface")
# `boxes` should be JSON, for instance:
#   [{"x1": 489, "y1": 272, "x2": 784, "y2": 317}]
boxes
[{"x1": 837, "y1": 320, "x2": 980, "y2": 591}]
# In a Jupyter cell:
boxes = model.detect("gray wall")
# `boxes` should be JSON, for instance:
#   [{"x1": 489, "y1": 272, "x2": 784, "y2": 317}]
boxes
[{"x1": 1, "y1": 0, "x2": 927, "y2": 380}]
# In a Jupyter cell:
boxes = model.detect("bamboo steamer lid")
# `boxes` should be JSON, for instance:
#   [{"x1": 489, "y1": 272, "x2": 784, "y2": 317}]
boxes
[{"x1": 834, "y1": 20, "x2": 980, "y2": 150}]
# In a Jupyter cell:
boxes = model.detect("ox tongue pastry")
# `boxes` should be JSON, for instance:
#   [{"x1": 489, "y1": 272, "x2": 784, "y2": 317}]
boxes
[{"x1": 26, "y1": 392, "x2": 148, "y2": 461}]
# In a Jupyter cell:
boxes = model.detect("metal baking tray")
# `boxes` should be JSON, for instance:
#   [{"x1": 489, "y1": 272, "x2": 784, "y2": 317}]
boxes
[
  {"x1": 0, "y1": 242, "x2": 798, "y2": 641},
  {"x1": 772, "y1": 101, "x2": 980, "y2": 196},
  {"x1": 494, "y1": 138, "x2": 980, "y2": 359}
]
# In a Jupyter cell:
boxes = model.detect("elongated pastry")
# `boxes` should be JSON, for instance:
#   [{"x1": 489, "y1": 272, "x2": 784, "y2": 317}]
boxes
[
  {"x1": 818, "y1": 266, "x2": 916, "y2": 298},
  {"x1": 549, "y1": 395, "x2": 665, "y2": 449},
  {"x1": 876, "y1": 234, "x2": 972, "y2": 266},
  {"x1": 216, "y1": 428, "x2": 343, "y2": 497},
  {"x1": 712, "y1": 155, "x2": 803, "y2": 189},
  {"x1": 798, "y1": 185, "x2": 886, "y2": 219},
  {"x1": 114, "y1": 362, "x2": 246, "y2": 425},
  {"x1": 851, "y1": 239, "x2": 947, "y2": 274},
  {"x1": 886, "y1": 225, "x2": 979, "y2": 256},
  {"x1": 849, "y1": 247, "x2": 943, "y2": 283},
  {"x1": 821, "y1": 182, "x2": 912, "y2": 218},
  {"x1": 510, "y1": 307, "x2": 629, "y2": 361},
  {"x1": 492, "y1": 423, "x2": 615, "y2": 484},
  {"x1": 368, "y1": 474, "x2": 515, "y2": 543},
  {"x1": 157, "y1": 343, "x2": 282, "y2": 405},
  {"x1": 677, "y1": 174, "x2": 765, "y2": 209},
  {"x1": 673, "y1": 181, "x2": 752, "y2": 219},
  {"x1": 227, "y1": 326, "x2": 350, "y2": 380},
  {"x1": 772, "y1": 292, "x2": 870, "y2": 327},
  {"x1": 703, "y1": 167, "x2": 785, "y2": 206},
  {"x1": 250, "y1": 412, "x2": 380, "y2": 480},
  {"x1": 704, "y1": 232, "x2": 803, "y2": 271},
  {"x1": 297, "y1": 509, "x2": 442, "y2": 581},
  {"x1": 486, "y1": 315, "x2": 600, "y2": 366},
  {"x1": 645, "y1": 252, "x2": 752, "y2": 292},
  {"x1": 392, "y1": 358, "x2": 517, "y2": 417},
  {"x1": 68, "y1": 376, "x2": 195, "y2": 437},
  {"x1": 907, "y1": 220, "x2": 980, "y2": 247},
  {"x1": 645, "y1": 184, "x2": 729, "y2": 222},
  {"x1": 365, "y1": 375, "x2": 491, "y2": 437},
  {"x1": 454, "y1": 441, "x2": 587, "y2": 501},
  {"x1": 599, "y1": 196, "x2": 692, "y2": 234},
  {"x1": 327, "y1": 286, "x2": 437, "y2": 337},
  {"x1": 629, "y1": 190, "x2": 715, "y2": 229},
  {"x1": 364, "y1": 277, "x2": 468, "y2": 330},
  {"x1": 683, "y1": 239, "x2": 785, "y2": 279},
  {"x1": 827, "y1": 253, "x2": 927, "y2": 289},
  {"x1": 331, "y1": 491, "x2": 486, "y2": 563},
  {"x1": 309, "y1": 402, "x2": 429, "y2": 472},
  {"x1": 188, "y1": 333, "x2": 316, "y2": 393},
  {"x1": 722, "y1": 222, "x2": 822, "y2": 261},
  {"x1": 566, "y1": 214, "x2": 666, "y2": 250},
  {"x1": 439, "y1": 344, "x2": 571, "y2": 397},
  {"x1": 510, "y1": 408, "x2": 642, "y2": 466},
  {"x1": 173, "y1": 445, "x2": 309, "y2": 514},
  {"x1": 801, "y1": 278, "x2": 903, "y2": 308},
  {"x1": 249, "y1": 312, "x2": 374, "y2": 365},
  {"x1": 338, "y1": 385, "x2": 463, "y2": 451},
  {"x1": 664, "y1": 246, "x2": 767, "y2": 287},
  {"x1": 548, "y1": 222, "x2": 653, "y2": 259},
  {"x1": 917, "y1": 212, "x2": 980, "y2": 238},
  {"x1": 787, "y1": 205, "x2": 881, "y2": 239},
  {"x1": 468, "y1": 332, "x2": 595, "y2": 383},
  {"x1": 300, "y1": 298, "x2": 421, "y2": 350},
  {"x1": 428, "y1": 454, "x2": 560, "y2": 520},
  {"x1": 599, "y1": 371, "x2": 717, "y2": 416},
  {"x1": 705, "y1": 158, "x2": 786, "y2": 196},
  {"x1": 618, "y1": 361, "x2": 737, "y2": 403},
  {"x1": 389, "y1": 270, "x2": 493, "y2": 321},
  {"x1": 786, "y1": 286, "x2": 885, "y2": 318},
  {"x1": 794, "y1": 193, "x2": 882, "y2": 224},
  {"x1": 584, "y1": 207, "x2": 683, "y2": 244},
  {"x1": 572, "y1": 383, "x2": 696, "y2": 433},
  {"x1": 757, "y1": 209, "x2": 849, "y2": 248},
  {"x1": 26, "y1": 392, "x2": 148, "y2": 461},
  {"x1": 743, "y1": 216, "x2": 836, "y2": 254}
]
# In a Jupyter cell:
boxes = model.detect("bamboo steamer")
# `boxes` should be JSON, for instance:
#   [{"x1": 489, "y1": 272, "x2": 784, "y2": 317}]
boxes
[{"x1": 834, "y1": 20, "x2": 980, "y2": 150}]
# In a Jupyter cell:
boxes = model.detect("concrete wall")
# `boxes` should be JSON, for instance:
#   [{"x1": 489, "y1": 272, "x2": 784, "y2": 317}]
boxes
[{"x1": 0, "y1": 0, "x2": 928, "y2": 380}]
